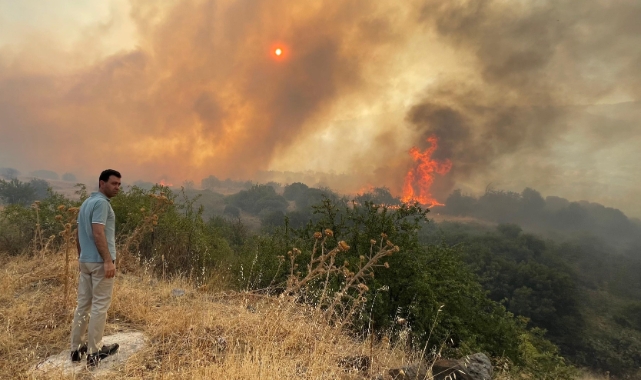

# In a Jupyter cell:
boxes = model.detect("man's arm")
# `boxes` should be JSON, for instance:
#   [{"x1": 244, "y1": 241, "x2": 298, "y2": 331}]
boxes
[
  {"x1": 92, "y1": 223, "x2": 116, "y2": 278},
  {"x1": 75, "y1": 228, "x2": 81, "y2": 258}
]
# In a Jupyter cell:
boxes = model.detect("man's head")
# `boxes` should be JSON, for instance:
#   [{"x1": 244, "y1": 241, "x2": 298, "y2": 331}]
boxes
[{"x1": 98, "y1": 169, "x2": 121, "y2": 199}]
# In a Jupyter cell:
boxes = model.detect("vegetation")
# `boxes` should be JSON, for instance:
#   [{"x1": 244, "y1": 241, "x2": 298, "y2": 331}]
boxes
[
  {"x1": 432, "y1": 188, "x2": 641, "y2": 377},
  {"x1": 2, "y1": 181, "x2": 638, "y2": 378}
]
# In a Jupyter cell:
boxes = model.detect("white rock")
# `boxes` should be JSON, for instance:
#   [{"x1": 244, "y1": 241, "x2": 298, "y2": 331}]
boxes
[{"x1": 31, "y1": 331, "x2": 146, "y2": 377}]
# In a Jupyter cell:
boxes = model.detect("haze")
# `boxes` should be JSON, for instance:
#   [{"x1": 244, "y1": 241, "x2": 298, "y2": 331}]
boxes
[{"x1": 1, "y1": 0, "x2": 640, "y2": 216}]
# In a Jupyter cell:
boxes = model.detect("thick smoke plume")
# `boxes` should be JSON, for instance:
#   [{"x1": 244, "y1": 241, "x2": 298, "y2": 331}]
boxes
[
  {"x1": 0, "y1": 0, "x2": 406, "y2": 182},
  {"x1": 0, "y1": 0, "x2": 640, "y2": 215},
  {"x1": 406, "y1": 0, "x2": 641, "y2": 207}
]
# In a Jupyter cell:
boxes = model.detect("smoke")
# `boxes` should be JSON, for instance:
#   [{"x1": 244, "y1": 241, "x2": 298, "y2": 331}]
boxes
[
  {"x1": 406, "y1": 0, "x2": 641, "y2": 206},
  {"x1": 1, "y1": 0, "x2": 640, "y2": 215},
  {"x1": 0, "y1": 0, "x2": 405, "y2": 182}
]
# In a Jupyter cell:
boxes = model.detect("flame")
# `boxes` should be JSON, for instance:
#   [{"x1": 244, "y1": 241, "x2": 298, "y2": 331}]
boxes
[
  {"x1": 158, "y1": 179, "x2": 173, "y2": 187},
  {"x1": 401, "y1": 136, "x2": 452, "y2": 207}
]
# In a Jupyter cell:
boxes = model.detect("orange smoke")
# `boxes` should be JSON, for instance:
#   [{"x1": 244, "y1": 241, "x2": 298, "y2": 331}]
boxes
[{"x1": 401, "y1": 136, "x2": 452, "y2": 207}]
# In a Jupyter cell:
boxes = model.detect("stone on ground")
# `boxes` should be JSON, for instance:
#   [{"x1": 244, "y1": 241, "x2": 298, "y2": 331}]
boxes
[{"x1": 31, "y1": 331, "x2": 146, "y2": 378}]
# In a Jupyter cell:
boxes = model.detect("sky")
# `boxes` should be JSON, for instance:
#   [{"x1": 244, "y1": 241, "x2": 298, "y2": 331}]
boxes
[{"x1": 1, "y1": 0, "x2": 640, "y2": 217}]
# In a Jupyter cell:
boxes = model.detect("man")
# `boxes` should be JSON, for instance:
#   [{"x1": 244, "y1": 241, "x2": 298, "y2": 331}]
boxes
[{"x1": 70, "y1": 169, "x2": 121, "y2": 367}]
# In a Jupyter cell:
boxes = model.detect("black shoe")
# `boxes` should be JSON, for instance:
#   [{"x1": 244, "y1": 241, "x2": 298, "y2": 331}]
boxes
[
  {"x1": 70, "y1": 343, "x2": 87, "y2": 362},
  {"x1": 86, "y1": 343, "x2": 119, "y2": 367}
]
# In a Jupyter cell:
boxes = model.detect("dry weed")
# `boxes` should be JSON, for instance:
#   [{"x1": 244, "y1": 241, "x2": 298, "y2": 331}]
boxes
[{"x1": 0, "y1": 252, "x2": 412, "y2": 379}]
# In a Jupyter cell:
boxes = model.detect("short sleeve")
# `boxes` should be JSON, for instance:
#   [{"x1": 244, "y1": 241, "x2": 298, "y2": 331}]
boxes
[{"x1": 91, "y1": 200, "x2": 110, "y2": 225}]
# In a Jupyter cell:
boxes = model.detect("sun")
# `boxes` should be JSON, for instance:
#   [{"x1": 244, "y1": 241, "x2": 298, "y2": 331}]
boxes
[{"x1": 275, "y1": 48, "x2": 282, "y2": 56}]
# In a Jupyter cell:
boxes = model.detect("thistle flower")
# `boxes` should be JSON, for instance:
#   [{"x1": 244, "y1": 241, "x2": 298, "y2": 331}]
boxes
[
  {"x1": 55, "y1": 215, "x2": 63, "y2": 221},
  {"x1": 313, "y1": 232, "x2": 323, "y2": 240},
  {"x1": 324, "y1": 229, "x2": 333, "y2": 237},
  {"x1": 386, "y1": 240, "x2": 394, "y2": 248},
  {"x1": 357, "y1": 283, "x2": 369, "y2": 292},
  {"x1": 338, "y1": 241, "x2": 350, "y2": 252},
  {"x1": 57, "y1": 205, "x2": 66, "y2": 211},
  {"x1": 370, "y1": 239, "x2": 377, "y2": 245},
  {"x1": 359, "y1": 255, "x2": 365, "y2": 261},
  {"x1": 381, "y1": 232, "x2": 388, "y2": 239},
  {"x1": 140, "y1": 207, "x2": 146, "y2": 212},
  {"x1": 384, "y1": 262, "x2": 390, "y2": 269}
]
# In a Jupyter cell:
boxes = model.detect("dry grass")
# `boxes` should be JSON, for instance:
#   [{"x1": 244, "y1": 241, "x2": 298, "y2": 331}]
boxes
[{"x1": 0, "y1": 251, "x2": 424, "y2": 379}]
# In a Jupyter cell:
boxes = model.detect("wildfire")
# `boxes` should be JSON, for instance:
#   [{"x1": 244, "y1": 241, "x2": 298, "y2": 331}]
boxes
[
  {"x1": 401, "y1": 136, "x2": 451, "y2": 207},
  {"x1": 158, "y1": 179, "x2": 173, "y2": 187}
]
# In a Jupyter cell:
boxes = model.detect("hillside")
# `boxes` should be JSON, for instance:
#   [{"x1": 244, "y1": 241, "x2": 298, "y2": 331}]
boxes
[
  {"x1": 2, "y1": 253, "x2": 417, "y2": 379},
  {"x1": 1, "y1": 180, "x2": 636, "y2": 378}
]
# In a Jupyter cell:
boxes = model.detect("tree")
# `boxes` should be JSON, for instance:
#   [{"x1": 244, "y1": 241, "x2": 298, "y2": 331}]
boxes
[
  {"x1": 0, "y1": 179, "x2": 36, "y2": 205},
  {"x1": 62, "y1": 172, "x2": 77, "y2": 182},
  {"x1": 30, "y1": 169, "x2": 59, "y2": 180},
  {"x1": 201, "y1": 175, "x2": 221, "y2": 190},
  {"x1": 283, "y1": 182, "x2": 309, "y2": 201},
  {"x1": 29, "y1": 178, "x2": 50, "y2": 200},
  {"x1": 227, "y1": 185, "x2": 289, "y2": 215},
  {"x1": 0, "y1": 167, "x2": 19, "y2": 180}
]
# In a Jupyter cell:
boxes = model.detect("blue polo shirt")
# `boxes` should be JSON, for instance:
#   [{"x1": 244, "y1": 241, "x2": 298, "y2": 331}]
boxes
[{"x1": 77, "y1": 192, "x2": 116, "y2": 262}]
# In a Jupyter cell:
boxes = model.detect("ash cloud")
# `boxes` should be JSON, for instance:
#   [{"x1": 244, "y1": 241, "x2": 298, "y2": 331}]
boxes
[
  {"x1": 0, "y1": 0, "x2": 640, "y2": 216},
  {"x1": 0, "y1": 0, "x2": 402, "y2": 182},
  {"x1": 406, "y1": 0, "x2": 641, "y2": 204}
]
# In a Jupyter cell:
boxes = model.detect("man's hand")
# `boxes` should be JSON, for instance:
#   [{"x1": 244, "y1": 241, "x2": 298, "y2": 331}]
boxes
[{"x1": 104, "y1": 260, "x2": 116, "y2": 279}]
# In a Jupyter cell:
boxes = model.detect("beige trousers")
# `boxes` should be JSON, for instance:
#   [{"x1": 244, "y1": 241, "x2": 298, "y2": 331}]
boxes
[{"x1": 70, "y1": 262, "x2": 115, "y2": 354}]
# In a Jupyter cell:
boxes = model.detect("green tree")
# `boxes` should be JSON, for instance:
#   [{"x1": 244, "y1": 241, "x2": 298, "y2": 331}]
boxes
[{"x1": 0, "y1": 179, "x2": 36, "y2": 206}]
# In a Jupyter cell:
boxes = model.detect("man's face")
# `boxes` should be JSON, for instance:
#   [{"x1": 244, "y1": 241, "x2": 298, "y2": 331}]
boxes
[{"x1": 100, "y1": 175, "x2": 121, "y2": 198}]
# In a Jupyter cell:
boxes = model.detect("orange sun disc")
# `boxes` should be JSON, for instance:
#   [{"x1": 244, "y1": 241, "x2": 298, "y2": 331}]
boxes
[{"x1": 275, "y1": 48, "x2": 282, "y2": 56}]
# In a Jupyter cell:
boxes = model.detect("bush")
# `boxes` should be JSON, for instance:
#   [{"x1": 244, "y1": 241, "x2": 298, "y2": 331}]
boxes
[
  {"x1": 110, "y1": 186, "x2": 235, "y2": 281},
  {"x1": 0, "y1": 189, "x2": 80, "y2": 254}
]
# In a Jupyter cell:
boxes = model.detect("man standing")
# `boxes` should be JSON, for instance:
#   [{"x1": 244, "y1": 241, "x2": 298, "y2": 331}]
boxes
[{"x1": 70, "y1": 169, "x2": 121, "y2": 367}]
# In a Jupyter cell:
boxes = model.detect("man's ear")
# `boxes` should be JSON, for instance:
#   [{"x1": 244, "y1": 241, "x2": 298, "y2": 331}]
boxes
[{"x1": 99, "y1": 180, "x2": 104, "y2": 188}]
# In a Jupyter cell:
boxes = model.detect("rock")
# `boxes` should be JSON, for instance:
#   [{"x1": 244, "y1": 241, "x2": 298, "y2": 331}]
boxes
[
  {"x1": 432, "y1": 359, "x2": 473, "y2": 380},
  {"x1": 458, "y1": 353, "x2": 492, "y2": 380},
  {"x1": 389, "y1": 363, "x2": 429, "y2": 379},
  {"x1": 171, "y1": 288, "x2": 186, "y2": 297},
  {"x1": 388, "y1": 353, "x2": 492, "y2": 380},
  {"x1": 31, "y1": 331, "x2": 146, "y2": 377}
]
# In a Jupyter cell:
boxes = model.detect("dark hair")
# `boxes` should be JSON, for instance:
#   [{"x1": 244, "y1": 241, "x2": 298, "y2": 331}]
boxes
[{"x1": 99, "y1": 169, "x2": 121, "y2": 185}]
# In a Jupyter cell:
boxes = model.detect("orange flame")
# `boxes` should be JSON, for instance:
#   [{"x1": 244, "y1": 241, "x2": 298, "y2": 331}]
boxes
[
  {"x1": 401, "y1": 136, "x2": 452, "y2": 207},
  {"x1": 158, "y1": 179, "x2": 173, "y2": 187}
]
